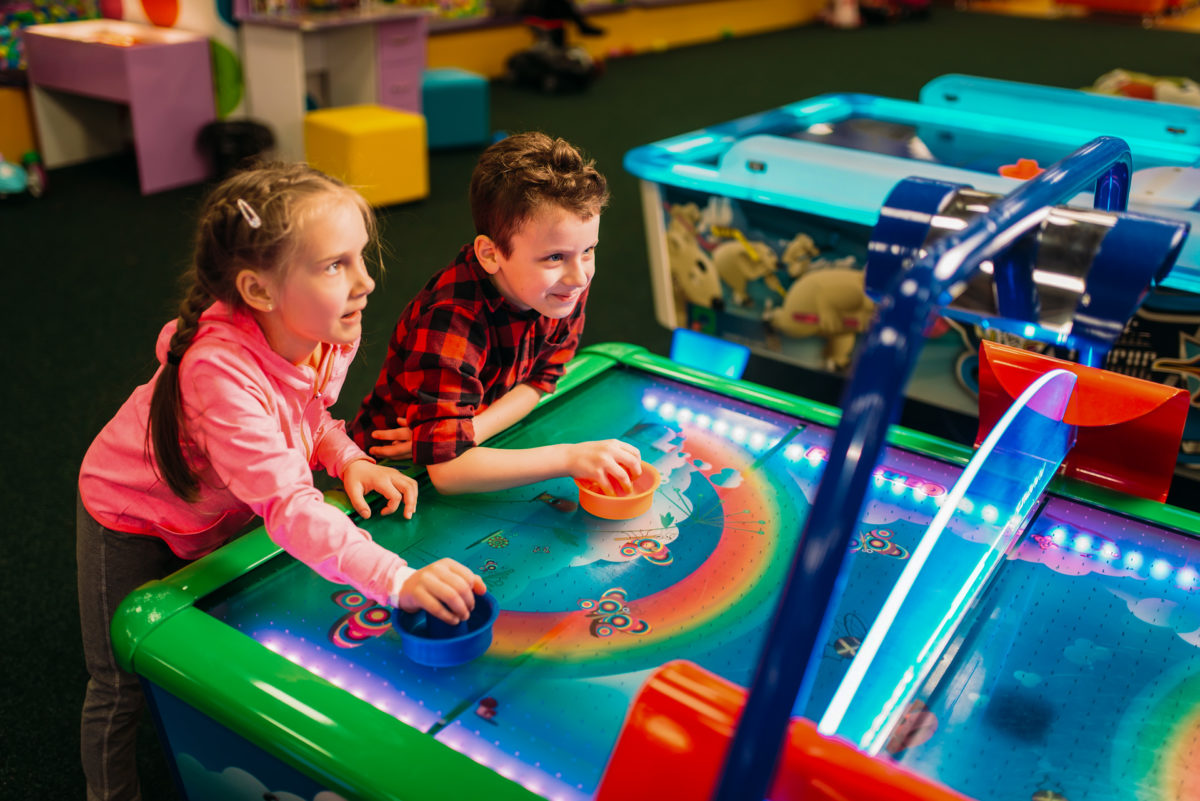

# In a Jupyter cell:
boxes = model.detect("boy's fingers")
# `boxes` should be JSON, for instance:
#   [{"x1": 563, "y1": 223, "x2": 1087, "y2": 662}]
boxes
[
  {"x1": 371, "y1": 427, "x2": 412, "y2": 442},
  {"x1": 374, "y1": 442, "x2": 413, "y2": 461},
  {"x1": 596, "y1": 471, "x2": 616, "y2": 496}
]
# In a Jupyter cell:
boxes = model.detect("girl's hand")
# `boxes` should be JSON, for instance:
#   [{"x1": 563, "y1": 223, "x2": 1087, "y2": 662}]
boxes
[
  {"x1": 368, "y1": 417, "x2": 413, "y2": 460},
  {"x1": 566, "y1": 440, "x2": 642, "y2": 495},
  {"x1": 396, "y1": 559, "x2": 487, "y2": 624},
  {"x1": 342, "y1": 459, "x2": 418, "y2": 519}
]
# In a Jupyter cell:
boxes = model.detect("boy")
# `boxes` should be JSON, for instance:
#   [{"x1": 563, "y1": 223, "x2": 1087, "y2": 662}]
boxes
[{"x1": 349, "y1": 132, "x2": 641, "y2": 495}]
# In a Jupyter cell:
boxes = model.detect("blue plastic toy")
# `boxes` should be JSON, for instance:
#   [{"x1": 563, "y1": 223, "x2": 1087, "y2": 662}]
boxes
[{"x1": 0, "y1": 151, "x2": 46, "y2": 198}]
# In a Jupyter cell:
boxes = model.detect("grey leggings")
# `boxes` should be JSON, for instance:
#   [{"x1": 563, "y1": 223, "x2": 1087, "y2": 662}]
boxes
[{"x1": 77, "y1": 494, "x2": 188, "y2": 801}]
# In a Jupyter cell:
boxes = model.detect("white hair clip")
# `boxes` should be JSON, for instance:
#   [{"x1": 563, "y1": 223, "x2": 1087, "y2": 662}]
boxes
[{"x1": 236, "y1": 198, "x2": 262, "y2": 229}]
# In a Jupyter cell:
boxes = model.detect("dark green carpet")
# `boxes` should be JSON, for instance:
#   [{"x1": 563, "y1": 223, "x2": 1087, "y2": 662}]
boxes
[{"x1": 3, "y1": 7, "x2": 1198, "y2": 797}]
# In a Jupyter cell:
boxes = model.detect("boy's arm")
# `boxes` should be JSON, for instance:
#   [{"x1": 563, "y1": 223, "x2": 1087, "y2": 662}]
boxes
[
  {"x1": 426, "y1": 438, "x2": 641, "y2": 496},
  {"x1": 472, "y1": 383, "x2": 543, "y2": 443}
]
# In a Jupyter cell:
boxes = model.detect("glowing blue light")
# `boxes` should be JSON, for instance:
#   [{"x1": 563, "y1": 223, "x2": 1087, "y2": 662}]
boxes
[
  {"x1": 1125, "y1": 551, "x2": 1144, "y2": 570},
  {"x1": 731, "y1": 426, "x2": 747, "y2": 443},
  {"x1": 713, "y1": 419, "x2": 730, "y2": 435},
  {"x1": 912, "y1": 486, "x2": 928, "y2": 500},
  {"x1": 749, "y1": 431, "x2": 766, "y2": 449},
  {"x1": 1177, "y1": 567, "x2": 1198, "y2": 588},
  {"x1": 981, "y1": 505, "x2": 999, "y2": 523},
  {"x1": 695, "y1": 414, "x2": 712, "y2": 429},
  {"x1": 807, "y1": 451, "x2": 824, "y2": 466},
  {"x1": 1151, "y1": 559, "x2": 1172, "y2": 580},
  {"x1": 659, "y1": 402, "x2": 677, "y2": 420},
  {"x1": 1073, "y1": 534, "x2": 1093, "y2": 553},
  {"x1": 643, "y1": 395, "x2": 659, "y2": 411},
  {"x1": 676, "y1": 407, "x2": 694, "y2": 424},
  {"x1": 958, "y1": 498, "x2": 975, "y2": 514},
  {"x1": 1099, "y1": 542, "x2": 1120, "y2": 560},
  {"x1": 784, "y1": 444, "x2": 802, "y2": 461},
  {"x1": 1050, "y1": 527, "x2": 1068, "y2": 546},
  {"x1": 890, "y1": 479, "x2": 906, "y2": 496}
]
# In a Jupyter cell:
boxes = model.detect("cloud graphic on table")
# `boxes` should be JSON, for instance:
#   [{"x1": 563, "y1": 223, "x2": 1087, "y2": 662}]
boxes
[
  {"x1": 177, "y1": 753, "x2": 348, "y2": 801},
  {"x1": 1013, "y1": 670, "x2": 1042, "y2": 688},
  {"x1": 709, "y1": 467, "x2": 743, "y2": 489},
  {"x1": 1110, "y1": 589, "x2": 1200, "y2": 647},
  {"x1": 569, "y1": 496, "x2": 681, "y2": 565},
  {"x1": 1063, "y1": 637, "x2": 1112, "y2": 667}
]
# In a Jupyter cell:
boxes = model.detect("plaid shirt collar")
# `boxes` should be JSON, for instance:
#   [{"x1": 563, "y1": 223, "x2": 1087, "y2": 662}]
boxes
[{"x1": 462, "y1": 243, "x2": 545, "y2": 322}]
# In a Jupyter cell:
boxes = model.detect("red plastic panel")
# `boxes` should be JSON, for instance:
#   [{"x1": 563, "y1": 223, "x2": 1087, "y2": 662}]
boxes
[
  {"x1": 976, "y1": 341, "x2": 1188, "y2": 502},
  {"x1": 596, "y1": 660, "x2": 974, "y2": 801}
]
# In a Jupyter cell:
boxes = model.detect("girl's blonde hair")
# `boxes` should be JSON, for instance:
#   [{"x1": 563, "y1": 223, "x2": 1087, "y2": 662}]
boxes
[{"x1": 149, "y1": 162, "x2": 377, "y2": 501}]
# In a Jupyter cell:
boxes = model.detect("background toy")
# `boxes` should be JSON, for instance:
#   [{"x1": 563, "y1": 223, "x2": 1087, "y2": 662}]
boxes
[
  {"x1": 0, "y1": 150, "x2": 45, "y2": 197},
  {"x1": 504, "y1": 0, "x2": 604, "y2": 92}
]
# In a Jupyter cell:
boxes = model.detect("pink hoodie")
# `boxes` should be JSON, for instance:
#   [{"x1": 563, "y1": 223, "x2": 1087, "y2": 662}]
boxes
[{"x1": 79, "y1": 301, "x2": 414, "y2": 605}]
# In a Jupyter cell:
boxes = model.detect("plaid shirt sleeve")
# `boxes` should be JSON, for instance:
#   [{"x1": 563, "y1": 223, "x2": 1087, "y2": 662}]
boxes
[
  {"x1": 524, "y1": 287, "x2": 588, "y2": 395},
  {"x1": 400, "y1": 300, "x2": 490, "y2": 466}
]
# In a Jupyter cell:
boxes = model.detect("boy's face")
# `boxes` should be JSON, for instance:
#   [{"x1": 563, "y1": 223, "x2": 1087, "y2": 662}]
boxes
[{"x1": 476, "y1": 203, "x2": 599, "y2": 319}]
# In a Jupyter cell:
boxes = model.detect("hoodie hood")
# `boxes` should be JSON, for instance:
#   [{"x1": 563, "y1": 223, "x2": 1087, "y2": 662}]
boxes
[{"x1": 155, "y1": 301, "x2": 354, "y2": 396}]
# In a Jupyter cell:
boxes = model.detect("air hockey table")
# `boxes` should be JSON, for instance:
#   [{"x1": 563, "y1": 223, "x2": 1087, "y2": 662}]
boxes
[
  {"x1": 114, "y1": 342, "x2": 1200, "y2": 801},
  {"x1": 624, "y1": 73, "x2": 1200, "y2": 473}
]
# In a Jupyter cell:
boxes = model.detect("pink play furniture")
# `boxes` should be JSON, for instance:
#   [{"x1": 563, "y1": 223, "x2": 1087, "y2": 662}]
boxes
[{"x1": 23, "y1": 19, "x2": 216, "y2": 194}]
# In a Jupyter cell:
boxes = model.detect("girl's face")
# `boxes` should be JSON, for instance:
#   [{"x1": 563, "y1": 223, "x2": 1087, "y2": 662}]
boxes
[
  {"x1": 257, "y1": 194, "x2": 375, "y2": 364},
  {"x1": 477, "y1": 202, "x2": 599, "y2": 319}
]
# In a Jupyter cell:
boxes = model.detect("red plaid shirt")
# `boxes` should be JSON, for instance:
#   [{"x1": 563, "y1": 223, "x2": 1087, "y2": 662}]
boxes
[{"x1": 350, "y1": 244, "x2": 586, "y2": 465}]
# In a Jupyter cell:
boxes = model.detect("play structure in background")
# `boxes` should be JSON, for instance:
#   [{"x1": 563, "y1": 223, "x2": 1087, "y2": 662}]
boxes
[
  {"x1": 1053, "y1": 0, "x2": 1194, "y2": 23},
  {"x1": 625, "y1": 73, "x2": 1200, "y2": 476},
  {"x1": 1, "y1": 0, "x2": 820, "y2": 194}
]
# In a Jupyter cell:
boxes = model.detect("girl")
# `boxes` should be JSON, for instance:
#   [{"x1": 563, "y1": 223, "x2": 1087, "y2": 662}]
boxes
[{"x1": 77, "y1": 163, "x2": 485, "y2": 801}]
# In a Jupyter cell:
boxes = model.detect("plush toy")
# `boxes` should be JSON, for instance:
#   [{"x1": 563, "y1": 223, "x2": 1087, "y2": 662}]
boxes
[
  {"x1": 712, "y1": 237, "x2": 783, "y2": 306},
  {"x1": 764, "y1": 260, "x2": 874, "y2": 371},
  {"x1": 666, "y1": 219, "x2": 723, "y2": 326},
  {"x1": 782, "y1": 232, "x2": 821, "y2": 278}
]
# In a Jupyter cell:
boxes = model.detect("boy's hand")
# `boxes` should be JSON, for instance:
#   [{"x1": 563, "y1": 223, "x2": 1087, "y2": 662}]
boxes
[
  {"x1": 368, "y1": 418, "x2": 413, "y2": 460},
  {"x1": 567, "y1": 440, "x2": 642, "y2": 495},
  {"x1": 342, "y1": 459, "x2": 418, "y2": 519},
  {"x1": 396, "y1": 559, "x2": 487, "y2": 624}
]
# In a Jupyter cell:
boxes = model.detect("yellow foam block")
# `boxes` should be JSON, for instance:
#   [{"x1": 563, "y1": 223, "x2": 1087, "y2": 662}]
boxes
[
  {"x1": 304, "y1": 105, "x2": 428, "y2": 207},
  {"x1": 0, "y1": 87, "x2": 38, "y2": 159}
]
